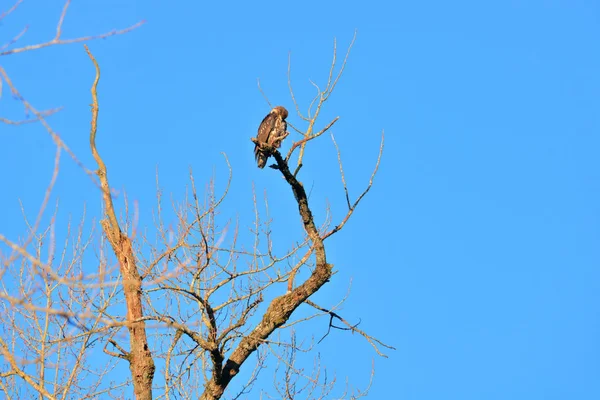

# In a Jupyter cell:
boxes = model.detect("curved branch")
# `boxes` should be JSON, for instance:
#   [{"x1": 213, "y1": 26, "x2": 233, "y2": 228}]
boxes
[
  {"x1": 200, "y1": 150, "x2": 332, "y2": 399},
  {"x1": 85, "y1": 45, "x2": 155, "y2": 400}
]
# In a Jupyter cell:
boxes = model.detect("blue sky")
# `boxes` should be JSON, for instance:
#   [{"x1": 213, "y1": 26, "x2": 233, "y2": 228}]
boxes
[{"x1": 1, "y1": 0, "x2": 599, "y2": 398}]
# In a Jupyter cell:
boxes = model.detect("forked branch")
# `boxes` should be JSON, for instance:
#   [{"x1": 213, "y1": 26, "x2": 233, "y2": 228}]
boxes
[
  {"x1": 286, "y1": 31, "x2": 357, "y2": 168},
  {"x1": 306, "y1": 300, "x2": 395, "y2": 358},
  {"x1": 200, "y1": 147, "x2": 333, "y2": 399}
]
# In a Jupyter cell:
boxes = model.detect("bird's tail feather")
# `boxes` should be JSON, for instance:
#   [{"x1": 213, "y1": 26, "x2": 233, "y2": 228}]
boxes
[{"x1": 256, "y1": 152, "x2": 267, "y2": 169}]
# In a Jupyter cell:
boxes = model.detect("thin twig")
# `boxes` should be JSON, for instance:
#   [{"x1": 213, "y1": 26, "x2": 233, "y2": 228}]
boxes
[
  {"x1": 257, "y1": 78, "x2": 272, "y2": 109},
  {"x1": 323, "y1": 131, "x2": 384, "y2": 240},
  {"x1": 331, "y1": 133, "x2": 351, "y2": 210},
  {"x1": 325, "y1": 31, "x2": 357, "y2": 100},
  {"x1": 0, "y1": 107, "x2": 63, "y2": 125},
  {"x1": 1, "y1": 21, "x2": 145, "y2": 56},
  {"x1": 305, "y1": 299, "x2": 395, "y2": 357},
  {"x1": 0, "y1": 67, "x2": 97, "y2": 180},
  {"x1": 0, "y1": 25, "x2": 29, "y2": 52},
  {"x1": 0, "y1": 0, "x2": 22, "y2": 22},
  {"x1": 288, "y1": 52, "x2": 308, "y2": 122},
  {"x1": 285, "y1": 117, "x2": 340, "y2": 163}
]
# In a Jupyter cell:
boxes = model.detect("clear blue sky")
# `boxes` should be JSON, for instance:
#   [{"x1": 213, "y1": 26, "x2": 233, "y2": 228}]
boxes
[{"x1": 1, "y1": 0, "x2": 599, "y2": 398}]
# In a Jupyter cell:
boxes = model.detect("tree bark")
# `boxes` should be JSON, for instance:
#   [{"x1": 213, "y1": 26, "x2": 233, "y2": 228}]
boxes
[
  {"x1": 87, "y1": 46, "x2": 155, "y2": 400},
  {"x1": 200, "y1": 150, "x2": 331, "y2": 399},
  {"x1": 103, "y1": 221, "x2": 156, "y2": 400}
]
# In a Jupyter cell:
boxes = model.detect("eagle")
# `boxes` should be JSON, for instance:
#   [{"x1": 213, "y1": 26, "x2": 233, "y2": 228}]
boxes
[{"x1": 254, "y1": 106, "x2": 289, "y2": 168}]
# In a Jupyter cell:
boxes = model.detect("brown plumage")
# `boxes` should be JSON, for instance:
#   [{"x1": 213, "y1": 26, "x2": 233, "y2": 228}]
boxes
[{"x1": 255, "y1": 106, "x2": 289, "y2": 168}]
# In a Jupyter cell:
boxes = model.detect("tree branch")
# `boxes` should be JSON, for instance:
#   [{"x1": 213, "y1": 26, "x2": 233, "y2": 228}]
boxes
[
  {"x1": 85, "y1": 45, "x2": 155, "y2": 400},
  {"x1": 200, "y1": 150, "x2": 332, "y2": 399},
  {"x1": 305, "y1": 300, "x2": 395, "y2": 358}
]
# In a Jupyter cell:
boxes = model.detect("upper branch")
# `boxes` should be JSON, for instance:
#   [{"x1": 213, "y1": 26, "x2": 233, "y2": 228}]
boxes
[
  {"x1": 1, "y1": 0, "x2": 145, "y2": 57},
  {"x1": 85, "y1": 46, "x2": 120, "y2": 243},
  {"x1": 323, "y1": 131, "x2": 385, "y2": 240},
  {"x1": 85, "y1": 45, "x2": 155, "y2": 400}
]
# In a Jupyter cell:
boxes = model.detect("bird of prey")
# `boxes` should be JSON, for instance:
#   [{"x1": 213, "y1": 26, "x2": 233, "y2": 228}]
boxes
[{"x1": 254, "y1": 106, "x2": 289, "y2": 168}]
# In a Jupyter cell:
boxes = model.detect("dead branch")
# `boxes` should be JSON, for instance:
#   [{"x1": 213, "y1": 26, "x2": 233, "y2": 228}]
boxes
[
  {"x1": 284, "y1": 31, "x2": 357, "y2": 169},
  {"x1": 0, "y1": 107, "x2": 62, "y2": 125},
  {"x1": 285, "y1": 116, "x2": 340, "y2": 163},
  {"x1": 0, "y1": 1, "x2": 23, "y2": 23},
  {"x1": 0, "y1": 337, "x2": 56, "y2": 400},
  {"x1": 0, "y1": 67, "x2": 97, "y2": 180},
  {"x1": 199, "y1": 147, "x2": 333, "y2": 399},
  {"x1": 84, "y1": 45, "x2": 155, "y2": 400},
  {"x1": 1, "y1": 0, "x2": 145, "y2": 56},
  {"x1": 323, "y1": 131, "x2": 385, "y2": 240},
  {"x1": 305, "y1": 300, "x2": 395, "y2": 357}
]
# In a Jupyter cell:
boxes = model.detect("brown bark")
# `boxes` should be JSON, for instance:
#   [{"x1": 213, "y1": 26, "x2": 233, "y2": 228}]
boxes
[
  {"x1": 86, "y1": 46, "x2": 155, "y2": 400},
  {"x1": 200, "y1": 150, "x2": 331, "y2": 399},
  {"x1": 102, "y1": 222, "x2": 156, "y2": 400}
]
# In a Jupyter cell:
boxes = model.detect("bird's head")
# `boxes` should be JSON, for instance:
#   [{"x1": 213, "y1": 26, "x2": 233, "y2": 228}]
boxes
[{"x1": 271, "y1": 106, "x2": 289, "y2": 120}]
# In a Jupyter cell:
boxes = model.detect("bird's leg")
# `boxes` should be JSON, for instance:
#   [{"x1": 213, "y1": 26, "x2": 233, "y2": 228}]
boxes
[
  {"x1": 272, "y1": 131, "x2": 290, "y2": 148},
  {"x1": 251, "y1": 137, "x2": 270, "y2": 150},
  {"x1": 251, "y1": 137, "x2": 276, "y2": 154},
  {"x1": 277, "y1": 131, "x2": 290, "y2": 140}
]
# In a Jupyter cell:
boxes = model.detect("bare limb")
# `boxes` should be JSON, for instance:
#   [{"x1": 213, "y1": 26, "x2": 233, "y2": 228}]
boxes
[
  {"x1": 0, "y1": 67, "x2": 97, "y2": 179},
  {"x1": 0, "y1": 25, "x2": 28, "y2": 52},
  {"x1": 85, "y1": 45, "x2": 155, "y2": 400},
  {"x1": 1, "y1": 15, "x2": 145, "y2": 56},
  {"x1": 0, "y1": 0, "x2": 22, "y2": 22},
  {"x1": 285, "y1": 117, "x2": 340, "y2": 163},
  {"x1": 324, "y1": 31, "x2": 357, "y2": 100},
  {"x1": 200, "y1": 148, "x2": 333, "y2": 399},
  {"x1": 306, "y1": 300, "x2": 395, "y2": 357},
  {"x1": 323, "y1": 131, "x2": 385, "y2": 240},
  {"x1": 257, "y1": 78, "x2": 272, "y2": 109},
  {"x1": 0, "y1": 337, "x2": 57, "y2": 400},
  {"x1": 331, "y1": 133, "x2": 352, "y2": 210},
  {"x1": 0, "y1": 107, "x2": 63, "y2": 125}
]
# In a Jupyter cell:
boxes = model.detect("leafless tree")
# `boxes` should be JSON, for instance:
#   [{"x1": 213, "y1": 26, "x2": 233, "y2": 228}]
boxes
[{"x1": 0, "y1": 2, "x2": 393, "y2": 399}]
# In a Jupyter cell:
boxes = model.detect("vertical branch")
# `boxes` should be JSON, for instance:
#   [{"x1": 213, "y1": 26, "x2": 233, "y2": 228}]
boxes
[
  {"x1": 84, "y1": 45, "x2": 155, "y2": 400},
  {"x1": 331, "y1": 133, "x2": 351, "y2": 210},
  {"x1": 287, "y1": 53, "x2": 307, "y2": 122},
  {"x1": 283, "y1": 34, "x2": 356, "y2": 170}
]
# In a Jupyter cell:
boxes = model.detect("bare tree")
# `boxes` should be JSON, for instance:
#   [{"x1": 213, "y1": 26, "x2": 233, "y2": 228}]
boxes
[{"x1": 0, "y1": 2, "x2": 393, "y2": 399}]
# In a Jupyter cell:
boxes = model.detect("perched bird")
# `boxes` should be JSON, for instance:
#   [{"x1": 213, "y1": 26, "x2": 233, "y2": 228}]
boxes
[{"x1": 255, "y1": 106, "x2": 289, "y2": 168}]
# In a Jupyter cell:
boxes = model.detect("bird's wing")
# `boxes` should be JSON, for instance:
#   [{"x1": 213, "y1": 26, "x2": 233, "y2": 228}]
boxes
[
  {"x1": 255, "y1": 112, "x2": 277, "y2": 161},
  {"x1": 257, "y1": 113, "x2": 276, "y2": 143}
]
